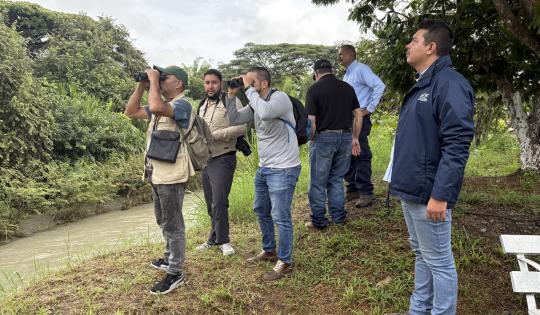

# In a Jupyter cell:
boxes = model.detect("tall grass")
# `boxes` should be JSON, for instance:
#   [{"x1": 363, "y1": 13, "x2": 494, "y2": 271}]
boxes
[{"x1": 194, "y1": 114, "x2": 521, "y2": 226}]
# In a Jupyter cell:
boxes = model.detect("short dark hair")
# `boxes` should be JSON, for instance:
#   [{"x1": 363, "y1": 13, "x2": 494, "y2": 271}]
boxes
[
  {"x1": 418, "y1": 20, "x2": 454, "y2": 56},
  {"x1": 247, "y1": 66, "x2": 271, "y2": 85},
  {"x1": 203, "y1": 68, "x2": 222, "y2": 81},
  {"x1": 340, "y1": 44, "x2": 356, "y2": 58}
]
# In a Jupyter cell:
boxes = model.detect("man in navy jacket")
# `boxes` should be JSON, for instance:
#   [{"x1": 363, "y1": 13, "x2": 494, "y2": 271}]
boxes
[{"x1": 385, "y1": 20, "x2": 474, "y2": 314}]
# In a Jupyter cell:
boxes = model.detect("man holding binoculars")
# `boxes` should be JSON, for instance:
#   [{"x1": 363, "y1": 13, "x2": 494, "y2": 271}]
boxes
[
  {"x1": 226, "y1": 67, "x2": 301, "y2": 281},
  {"x1": 124, "y1": 65, "x2": 193, "y2": 295}
]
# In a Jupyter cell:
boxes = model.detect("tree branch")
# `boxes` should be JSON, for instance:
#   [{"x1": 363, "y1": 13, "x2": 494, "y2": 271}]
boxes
[{"x1": 492, "y1": 0, "x2": 540, "y2": 58}]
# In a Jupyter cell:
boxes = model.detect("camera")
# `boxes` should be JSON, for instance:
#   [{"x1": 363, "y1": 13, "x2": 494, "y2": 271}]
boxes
[
  {"x1": 134, "y1": 72, "x2": 167, "y2": 82},
  {"x1": 235, "y1": 136, "x2": 252, "y2": 156},
  {"x1": 226, "y1": 77, "x2": 244, "y2": 89}
]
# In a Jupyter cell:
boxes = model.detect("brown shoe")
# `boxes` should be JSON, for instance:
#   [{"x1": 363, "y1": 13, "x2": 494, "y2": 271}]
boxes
[
  {"x1": 305, "y1": 221, "x2": 327, "y2": 231},
  {"x1": 383, "y1": 312, "x2": 409, "y2": 315},
  {"x1": 263, "y1": 260, "x2": 292, "y2": 281},
  {"x1": 355, "y1": 194, "x2": 375, "y2": 208},
  {"x1": 345, "y1": 191, "x2": 360, "y2": 202},
  {"x1": 247, "y1": 250, "x2": 278, "y2": 263}
]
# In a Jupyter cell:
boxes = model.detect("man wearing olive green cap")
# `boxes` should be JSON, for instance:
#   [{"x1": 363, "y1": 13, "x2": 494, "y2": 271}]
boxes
[{"x1": 124, "y1": 64, "x2": 193, "y2": 295}]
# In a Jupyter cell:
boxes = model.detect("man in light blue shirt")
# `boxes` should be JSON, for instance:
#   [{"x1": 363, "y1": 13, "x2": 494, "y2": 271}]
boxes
[{"x1": 339, "y1": 44, "x2": 385, "y2": 208}]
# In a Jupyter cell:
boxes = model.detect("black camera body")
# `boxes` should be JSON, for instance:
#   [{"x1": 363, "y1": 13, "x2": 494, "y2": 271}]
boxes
[
  {"x1": 134, "y1": 72, "x2": 167, "y2": 82},
  {"x1": 235, "y1": 136, "x2": 252, "y2": 156},
  {"x1": 226, "y1": 78, "x2": 244, "y2": 89}
]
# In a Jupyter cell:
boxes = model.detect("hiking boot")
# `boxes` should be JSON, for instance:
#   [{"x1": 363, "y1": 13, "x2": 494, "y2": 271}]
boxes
[
  {"x1": 345, "y1": 190, "x2": 361, "y2": 202},
  {"x1": 195, "y1": 242, "x2": 214, "y2": 251},
  {"x1": 263, "y1": 260, "x2": 292, "y2": 281},
  {"x1": 305, "y1": 221, "x2": 327, "y2": 231},
  {"x1": 150, "y1": 258, "x2": 169, "y2": 271},
  {"x1": 219, "y1": 243, "x2": 235, "y2": 256},
  {"x1": 247, "y1": 250, "x2": 278, "y2": 263},
  {"x1": 149, "y1": 272, "x2": 186, "y2": 295},
  {"x1": 355, "y1": 194, "x2": 375, "y2": 208}
]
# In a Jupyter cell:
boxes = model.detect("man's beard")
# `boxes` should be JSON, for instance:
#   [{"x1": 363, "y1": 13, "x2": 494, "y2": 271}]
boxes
[{"x1": 207, "y1": 90, "x2": 222, "y2": 101}]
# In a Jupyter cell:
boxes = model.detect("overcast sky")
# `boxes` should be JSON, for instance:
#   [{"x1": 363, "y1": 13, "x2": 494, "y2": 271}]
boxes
[{"x1": 21, "y1": 0, "x2": 362, "y2": 67}]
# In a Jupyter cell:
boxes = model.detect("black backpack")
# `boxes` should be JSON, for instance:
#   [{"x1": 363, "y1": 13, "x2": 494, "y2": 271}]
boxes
[{"x1": 266, "y1": 89, "x2": 308, "y2": 146}]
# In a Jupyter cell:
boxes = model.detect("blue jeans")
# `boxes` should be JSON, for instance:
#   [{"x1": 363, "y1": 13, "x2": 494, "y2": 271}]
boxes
[
  {"x1": 253, "y1": 165, "x2": 300, "y2": 264},
  {"x1": 401, "y1": 200, "x2": 457, "y2": 315},
  {"x1": 308, "y1": 131, "x2": 352, "y2": 227}
]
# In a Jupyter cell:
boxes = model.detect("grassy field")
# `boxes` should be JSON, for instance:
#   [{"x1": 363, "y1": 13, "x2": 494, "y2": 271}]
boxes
[{"x1": 1, "y1": 119, "x2": 538, "y2": 314}]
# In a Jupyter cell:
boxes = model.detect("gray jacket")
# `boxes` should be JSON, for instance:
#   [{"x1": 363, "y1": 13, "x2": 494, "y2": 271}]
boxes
[{"x1": 227, "y1": 87, "x2": 300, "y2": 168}]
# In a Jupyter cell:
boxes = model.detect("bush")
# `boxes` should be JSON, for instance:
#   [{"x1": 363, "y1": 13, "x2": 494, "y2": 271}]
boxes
[{"x1": 51, "y1": 86, "x2": 145, "y2": 162}]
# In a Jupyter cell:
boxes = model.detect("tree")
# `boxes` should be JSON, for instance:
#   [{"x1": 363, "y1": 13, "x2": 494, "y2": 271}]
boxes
[
  {"x1": 0, "y1": 1, "x2": 148, "y2": 111},
  {"x1": 182, "y1": 57, "x2": 212, "y2": 101},
  {"x1": 219, "y1": 43, "x2": 338, "y2": 87},
  {"x1": 312, "y1": 0, "x2": 540, "y2": 171},
  {"x1": 0, "y1": 21, "x2": 56, "y2": 172}
]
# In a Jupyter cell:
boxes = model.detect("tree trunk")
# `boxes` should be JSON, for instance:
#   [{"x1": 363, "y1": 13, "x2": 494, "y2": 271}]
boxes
[{"x1": 495, "y1": 76, "x2": 540, "y2": 171}]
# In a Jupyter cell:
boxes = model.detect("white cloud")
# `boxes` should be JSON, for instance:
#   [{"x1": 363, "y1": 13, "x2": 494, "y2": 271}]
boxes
[{"x1": 19, "y1": 0, "x2": 361, "y2": 67}]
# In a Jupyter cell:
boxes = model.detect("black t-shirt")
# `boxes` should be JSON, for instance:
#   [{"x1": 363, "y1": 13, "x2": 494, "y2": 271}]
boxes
[{"x1": 305, "y1": 74, "x2": 360, "y2": 132}]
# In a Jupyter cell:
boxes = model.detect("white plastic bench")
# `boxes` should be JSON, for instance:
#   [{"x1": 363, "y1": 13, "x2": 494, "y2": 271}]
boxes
[{"x1": 500, "y1": 234, "x2": 540, "y2": 315}]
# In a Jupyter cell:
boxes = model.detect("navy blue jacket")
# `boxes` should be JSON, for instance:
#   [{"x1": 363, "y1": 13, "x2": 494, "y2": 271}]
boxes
[{"x1": 389, "y1": 56, "x2": 475, "y2": 209}]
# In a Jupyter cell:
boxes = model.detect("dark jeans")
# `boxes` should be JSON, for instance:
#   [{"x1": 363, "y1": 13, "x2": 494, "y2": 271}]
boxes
[
  {"x1": 152, "y1": 183, "x2": 186, "y2": 275},
  {"x1": 202, "y1": 153, "x2": 237, "y2": 245},
  {"x1": 345, "y1": 115, "x2": 373, "y2": 195},
  {"x1": 308, "y1": 131, "x2": 351, "y2": 227}
]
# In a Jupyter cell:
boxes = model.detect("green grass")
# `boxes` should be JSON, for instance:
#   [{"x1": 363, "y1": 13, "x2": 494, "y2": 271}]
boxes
[{"x1": 0, "y1": 115, "x2": 534, "y2": 314}]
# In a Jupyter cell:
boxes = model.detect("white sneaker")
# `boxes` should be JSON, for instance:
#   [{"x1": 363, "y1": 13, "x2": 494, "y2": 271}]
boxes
[
  {"x1": 195, "y1": 242, "x2": 214, "y2": 251},
  {"x1": 219, "y1": 243, "x2": 235, "y2": 256}
]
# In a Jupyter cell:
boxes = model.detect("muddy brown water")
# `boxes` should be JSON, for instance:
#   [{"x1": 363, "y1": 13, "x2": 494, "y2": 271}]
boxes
[{"x1": 0, "y1": 194, "x2": 199, "y2": 295}]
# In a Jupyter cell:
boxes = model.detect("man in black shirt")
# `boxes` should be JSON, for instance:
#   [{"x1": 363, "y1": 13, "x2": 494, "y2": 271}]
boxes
[{"x1": 305, "y1": 59, "x2": 363, "y2": 229}]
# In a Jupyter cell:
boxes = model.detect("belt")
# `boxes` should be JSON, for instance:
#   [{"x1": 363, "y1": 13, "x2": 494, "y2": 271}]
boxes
[{"x1": 318, "y1": 128, "x2": 351, "y2": 133}]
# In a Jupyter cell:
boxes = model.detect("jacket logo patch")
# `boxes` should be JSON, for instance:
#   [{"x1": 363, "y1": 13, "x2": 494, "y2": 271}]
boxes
[{"x1": 417, "y1": 93, "x2": 429, "y2": 102}]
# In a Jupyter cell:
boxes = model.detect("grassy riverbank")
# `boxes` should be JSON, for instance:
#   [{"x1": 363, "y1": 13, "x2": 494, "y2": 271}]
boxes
[{"x1": 1, "y1": 123, "x2": 538, "y2": 314}]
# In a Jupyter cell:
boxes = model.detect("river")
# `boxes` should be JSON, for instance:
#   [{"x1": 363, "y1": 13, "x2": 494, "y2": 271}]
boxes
[{"x1": 0, "y1": 194, "x2": 199, "y2": 295}]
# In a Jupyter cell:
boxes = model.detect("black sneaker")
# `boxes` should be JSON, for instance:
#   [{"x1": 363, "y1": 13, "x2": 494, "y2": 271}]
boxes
[
  {"x1": 150, "y1": 272, "x2": 186, "y2": 295},
  {"x1": 150, "y1": 258, "x2": 169, "y2": 271}
]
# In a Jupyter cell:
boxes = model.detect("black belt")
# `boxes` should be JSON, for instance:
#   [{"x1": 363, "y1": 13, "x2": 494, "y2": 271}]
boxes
[{"x1": 318, "y1": 128, "x2": 351, "y2": 133}]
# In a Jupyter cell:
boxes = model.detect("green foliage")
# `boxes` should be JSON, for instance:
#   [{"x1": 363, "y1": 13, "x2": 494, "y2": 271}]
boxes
[
  {"x1": 0, "y1": 75, "x2": 56, "y2": 171},
  {"x1": 0, "y1": 21, "x2": 31, "y2": 105},
  {"x1": 51, "y1": 85, "x2": 145, "y2": 162},
  {"x1": 466, "y1": 132, "x2": 520, "y2": 176},
  {"x1": 0, "y1": 2, "x2": 150, "y2": 238},
  {"x1": 219, "y1": 43, "x2": 337, "y2": 87},
  {"x1": 0, "y1": 1, "x2": 148, "y2": 111},
  {"x1": 312, "y1": 0, "x2": 540, "y2": 167},
  {"x1": 182, "y1": 57, "x2": 212, "y2": 101}
]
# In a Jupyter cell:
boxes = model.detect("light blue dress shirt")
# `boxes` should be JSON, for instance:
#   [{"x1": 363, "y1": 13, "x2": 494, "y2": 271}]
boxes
[{"x1": 343, "y1": 60, "x2": 385, "y2": 113}]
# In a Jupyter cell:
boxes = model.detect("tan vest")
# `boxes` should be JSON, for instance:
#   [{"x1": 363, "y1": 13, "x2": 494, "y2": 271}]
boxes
[
  {"x1": 144, "y1": 94, "x2": 195, "y2": 184},
  {"x1": 199, "y1": 96, "x2": 246, "y2": 158}
]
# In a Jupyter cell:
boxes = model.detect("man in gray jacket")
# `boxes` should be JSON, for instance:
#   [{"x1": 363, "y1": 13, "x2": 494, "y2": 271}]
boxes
[{"x1": 227, "y1": 67, "x2": 301, "y2": 281}]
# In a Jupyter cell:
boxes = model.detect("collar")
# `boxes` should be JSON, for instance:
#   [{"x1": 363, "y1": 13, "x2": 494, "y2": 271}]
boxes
[
  {"x1": 171, "y1": 92, "x2": 185, "y2": 102},
  {"x1": 346, "y1": 60, "x2": 360, "y2": 71},
  {"x1": 318, "y1": 73, "x2": 335, "y2": 81},
  {"x1": 414, "y1": 55, "x2": 452, "y2": 88}
]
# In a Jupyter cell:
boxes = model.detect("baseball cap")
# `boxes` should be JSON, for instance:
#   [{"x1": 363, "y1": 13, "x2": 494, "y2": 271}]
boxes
[
  {"x1": 153, "y1": 65, "x2": 189, "y2": 87},
  {"x1": 313, "y1": 59, "x2": 333, "y2": 71}
]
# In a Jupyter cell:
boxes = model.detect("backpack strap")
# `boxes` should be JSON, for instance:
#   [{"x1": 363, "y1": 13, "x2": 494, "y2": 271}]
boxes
[
  {"x1": 264, "y1": 88, "x2": 278, "y2": 102},
  {"x1": 197, "y1": 98, "x2": 206, "y2": 116},
  {"x1": 266, "y1": 89, "x2": 294, "y2": 143}
]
